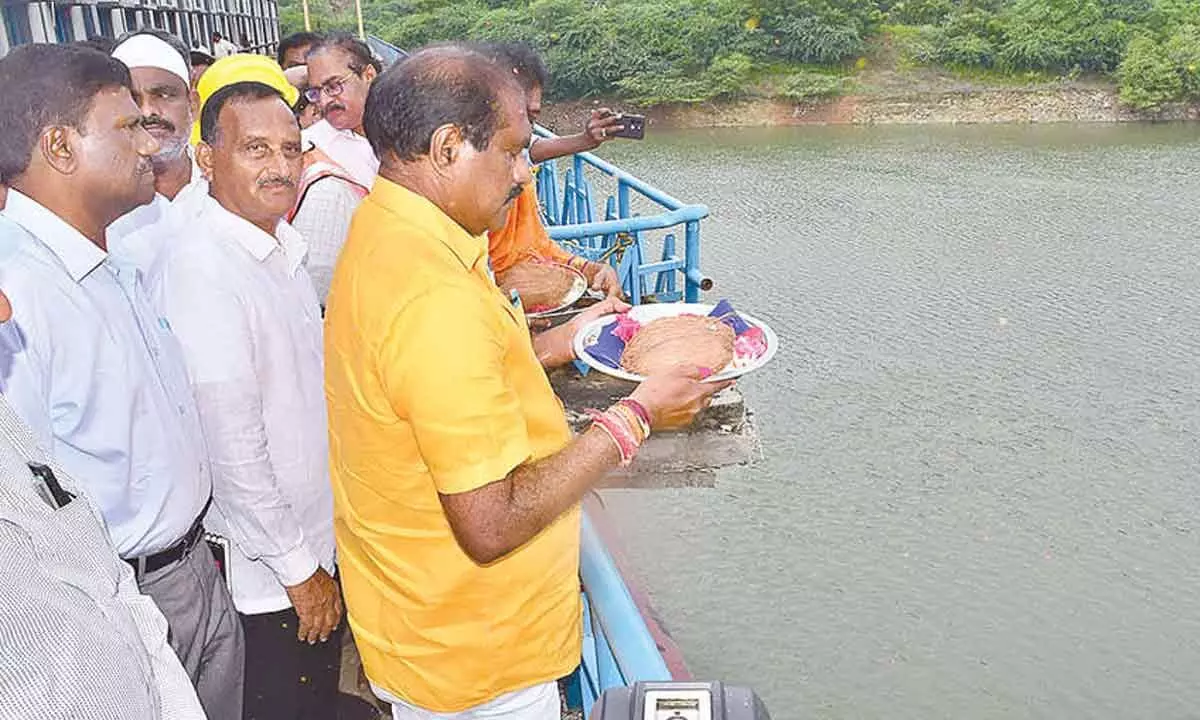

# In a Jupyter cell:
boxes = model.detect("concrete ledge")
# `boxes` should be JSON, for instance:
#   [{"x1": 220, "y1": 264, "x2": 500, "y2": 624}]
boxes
[{"x1": 549, "y1": 368, "x2": 761, "y2": 488}]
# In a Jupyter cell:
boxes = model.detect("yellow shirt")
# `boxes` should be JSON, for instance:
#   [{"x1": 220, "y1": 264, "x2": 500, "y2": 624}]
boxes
[{"x1": 323, "y1": 178, "x2": 582, "y2": 712}]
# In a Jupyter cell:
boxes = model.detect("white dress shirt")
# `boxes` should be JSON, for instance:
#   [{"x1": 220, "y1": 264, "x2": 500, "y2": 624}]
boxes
[
  {"x1": 151, "y1": 193, "x2": 335, "y2": 614},
  {"x1": 303, "y1": 119, "x2": 379, "y2": 189},
  {"x1": 108, "y1": 152, "x2": 207, "y2": 274},
  {"x1": 213, "y1": 38, "x2": 238, "y2": 58},
  {"x1": 0, "y1": 394, "x2": 205, "y2": 720},
  {"x1": 290, "y1": 174, "x2": 362, "y2": 304},
  {"x1": 0, "y1": 190, "x2": 211, "y2": 558}
]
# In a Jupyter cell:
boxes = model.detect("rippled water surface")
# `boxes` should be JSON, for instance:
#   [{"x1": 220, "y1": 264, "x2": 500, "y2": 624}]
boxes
[{"x1": 594, "y1": 124, "x2": 1200, "y2": 719}]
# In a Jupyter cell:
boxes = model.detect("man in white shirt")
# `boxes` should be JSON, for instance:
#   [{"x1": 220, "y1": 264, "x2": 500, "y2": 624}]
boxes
[
  {"x1": 107, "y1": 30, "x2": 207, "y2": 273},
  {"x1": 0, "y1": 331, "x2": 206, "y2": 720},
  {"x1": 152, "y1": 80, "x2": 366, "y2": 720},
  {"x1": 212, "y1": 31, "x2": 239, "y2": 59},
  {"x1": 293, "y1": 33, "x2": 381, "y2": 304},
  {"x1": 0, "y1": 43, "x2": 244, "y2": 720},
  {"x1": 302, "y1": 33, "x2": 380, "y2": 188}
]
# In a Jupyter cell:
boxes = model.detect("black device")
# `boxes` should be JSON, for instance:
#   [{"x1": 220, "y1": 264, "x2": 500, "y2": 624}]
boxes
[
  {"x1": 610, "y1": 112, "x2": 646, "y2": 140},
  {"x1": 28, "y1": 462, "x2": 75, "y2": 509},
  {"x1": 590, "y1": 681, "x2": 772, "y2": 720}
]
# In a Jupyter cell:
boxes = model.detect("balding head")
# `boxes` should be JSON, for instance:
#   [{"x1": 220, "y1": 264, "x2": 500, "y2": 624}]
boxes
[
  {"x1": 364, "y1": 46, "x2": 518, "y2": 164},
  {"x1": 364, "y1": 46, "x2": 532, "y2": 236}
]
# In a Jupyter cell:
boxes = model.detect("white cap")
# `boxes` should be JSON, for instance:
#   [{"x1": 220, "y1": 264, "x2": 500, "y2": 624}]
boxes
[{"x1": 112, "y1": 34, "x2": 190, "y2": 87}]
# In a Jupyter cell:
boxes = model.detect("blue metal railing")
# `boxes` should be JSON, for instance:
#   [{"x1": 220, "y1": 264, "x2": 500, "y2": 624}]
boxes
[
  {"x1": 570, "y1": 510, "x2": 672, "y2": 716},
  {"x1": 533, "y1": 127, "x2": 712, "y2": 304}
]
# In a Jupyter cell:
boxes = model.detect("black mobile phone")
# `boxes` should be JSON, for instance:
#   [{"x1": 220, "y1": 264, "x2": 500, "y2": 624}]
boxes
[{"x1": 611, "y1": 113, "x2": 645, "y2": 140}]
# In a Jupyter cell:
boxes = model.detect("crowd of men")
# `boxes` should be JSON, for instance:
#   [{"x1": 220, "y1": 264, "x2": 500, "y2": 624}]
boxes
[{"x1": 0, "y1": 28, "x2": 727, "y2": 720}]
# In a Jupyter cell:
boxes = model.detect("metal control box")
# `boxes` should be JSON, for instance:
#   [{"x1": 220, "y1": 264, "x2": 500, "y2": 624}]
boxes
[{"x1": 590, "y1": 681, "x2": 771, "y2": 720}]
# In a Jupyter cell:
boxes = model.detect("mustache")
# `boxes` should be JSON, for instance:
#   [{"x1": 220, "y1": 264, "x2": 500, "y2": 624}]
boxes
[
  {"x1": 257, "y1": 176, "x2": 296, "y2": 188},
  {"x1": 142, "y1": 115, "x2": 175, "y2": 132},
  {"x1": 323, "y1": 102, "x2": 346, "y2": 116}
]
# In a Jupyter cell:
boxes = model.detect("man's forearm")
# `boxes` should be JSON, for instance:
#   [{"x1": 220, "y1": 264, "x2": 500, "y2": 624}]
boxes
[
  {"x1": 529, "y1": 134, "x2": 596, "y2": 164},
  {"x1": 442, "y1": 427, "x2": 619, "y2": 564}
]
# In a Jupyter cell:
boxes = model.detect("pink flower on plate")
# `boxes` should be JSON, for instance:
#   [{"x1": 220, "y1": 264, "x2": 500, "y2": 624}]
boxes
[
  {"x1": 733, "y1": 326, "x2": 768, "y2": 360},
  {"x1": 613, "y1": 313, "x2": 642, "y2": 342}
]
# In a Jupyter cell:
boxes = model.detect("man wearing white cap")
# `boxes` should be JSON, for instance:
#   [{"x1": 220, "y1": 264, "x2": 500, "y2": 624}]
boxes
[{"x1": 107, "y1": 29, "x2": 206, "y2": 273}]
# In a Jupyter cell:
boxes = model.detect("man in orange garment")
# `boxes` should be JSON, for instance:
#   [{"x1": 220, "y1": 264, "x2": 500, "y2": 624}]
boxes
[{"x1": 486, "y1": 43, "x2": 625, "y2": 298}]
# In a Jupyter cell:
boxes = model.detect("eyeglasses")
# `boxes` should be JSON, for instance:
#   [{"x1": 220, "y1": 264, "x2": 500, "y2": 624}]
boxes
[{"x1": 303, "y1": 69, "x2": 358, "y2": 104}]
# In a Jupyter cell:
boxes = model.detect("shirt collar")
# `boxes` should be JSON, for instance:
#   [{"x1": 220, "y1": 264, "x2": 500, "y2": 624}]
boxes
[
  {"x1": 1, "y1": 190, "x2": 107, "y2": 282},
  {"x1": 201, "y1": 193, "x2": 309, "y2": 275},
  {"x1": 187, "y1": 145, "x2": 203, "y2": 185},
  {"x1": 370, "y1": 177, "x2": 486, "y2": 272}
]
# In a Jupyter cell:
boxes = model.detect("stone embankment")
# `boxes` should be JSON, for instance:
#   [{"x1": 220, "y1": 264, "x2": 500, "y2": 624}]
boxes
[{"x1": 541, "y1": 87, "x2": 1200, "y2": 130}]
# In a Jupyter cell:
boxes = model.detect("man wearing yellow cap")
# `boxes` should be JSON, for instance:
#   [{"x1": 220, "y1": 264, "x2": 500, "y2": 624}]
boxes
[
  {"x1": 153, "y1": 56, "x2": 380, "y2": 720},
  {"x1": 191, "y1": 53, "x2": 300, "y2": 146}
]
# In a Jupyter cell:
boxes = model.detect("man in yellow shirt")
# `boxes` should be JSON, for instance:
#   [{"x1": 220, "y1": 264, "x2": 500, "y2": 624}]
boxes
[{"x1": 324, "y1": 47, "x2": 728, "y2": 719}]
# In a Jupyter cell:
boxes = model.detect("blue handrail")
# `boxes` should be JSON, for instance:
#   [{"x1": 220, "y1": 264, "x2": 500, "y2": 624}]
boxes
[
  {"x1": 575, "y1": 509, "x2": 672, "y2": 716},
  {"x1": 533, "y1": 126, "x2": 712, "y2": 303}
]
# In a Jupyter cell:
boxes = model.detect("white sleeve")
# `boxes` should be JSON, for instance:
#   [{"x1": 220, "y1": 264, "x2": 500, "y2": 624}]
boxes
[{"x1": 158, "y1": 257, "x2": 318, "y2": 587}]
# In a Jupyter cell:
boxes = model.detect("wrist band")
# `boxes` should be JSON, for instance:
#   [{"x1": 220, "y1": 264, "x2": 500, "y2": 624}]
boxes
[
  {"x1": 586, "y1": 408, "x2": 642, "y2": 466},
  {"x1": 618, "y1": 398, "x2": 652, "y2": 435},
  {"x1": 609, "y1": 402, "x2": 648, "y2": 444}
]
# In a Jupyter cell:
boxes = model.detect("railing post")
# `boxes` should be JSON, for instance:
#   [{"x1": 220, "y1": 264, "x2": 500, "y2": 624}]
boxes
[
  {"x1": 684, "y1": 220, "x2": 701, "y2": 303},
  {"x1": 573, "y1": 154, "x2": 587, "y2": 226},
  {"x1": 657, "y1": 233, "x2": 677, "y2": 296},
  {"x1": 562, "y1": 167, "x2": 575, "y2": 225}
]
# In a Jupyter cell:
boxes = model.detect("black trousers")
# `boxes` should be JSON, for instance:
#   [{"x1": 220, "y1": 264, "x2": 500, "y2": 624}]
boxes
[{"x1": 241, "y1": 606, "x2": 344, "y2": 720}]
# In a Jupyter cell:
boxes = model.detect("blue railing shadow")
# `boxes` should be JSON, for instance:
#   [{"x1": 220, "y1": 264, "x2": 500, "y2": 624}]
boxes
[
  {"x1": 534, "y1": 127, "x2": 712, "y2": 304},
  {"x1": 568, "y1": 510, "x2": 672, "y2": 717}
]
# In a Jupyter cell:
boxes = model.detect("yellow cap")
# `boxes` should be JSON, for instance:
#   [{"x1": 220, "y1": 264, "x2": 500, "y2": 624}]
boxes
[{"x1": 190, "y1": 54, "x2": 300, "y2": 145}]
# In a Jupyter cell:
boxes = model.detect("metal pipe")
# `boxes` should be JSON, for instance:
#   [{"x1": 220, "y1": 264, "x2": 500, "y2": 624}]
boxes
[
  {"x1": 686, "y1": 268, "x2": 714, "y2": 292},
  {"x1": 545, "y1": 206, "x2": 709, "y2": 240}
]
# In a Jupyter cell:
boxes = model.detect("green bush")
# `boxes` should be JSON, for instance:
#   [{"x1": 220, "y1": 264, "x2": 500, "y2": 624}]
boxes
[
  {"x1": 997, "y1": 0, "x2": 1129, "y2": 71},
  {"x1": 886, "y1": 23, "x2": 939, "y2": 65},
  {"x1": 1165, "y1": 23, "x2": 1200, "y2": 95},
  {"x1": 1118, "y1": 34, "x2": 1182, "y2": 109},
  {"x1": 936, "y1": 30, "x2": 999, "y2": 66},
  {"x1": 704, "y1": 53, "x2": 757, "y2": 97},
  {"x1": 775, "y1": 70, "x2": 849, "y2": 98},
  {"x1": 277, "y1": 0, "x2": 1200, "y2": 106},
  {"x1": 773, "y1": 15, "x2": 866, "y2": 63}
]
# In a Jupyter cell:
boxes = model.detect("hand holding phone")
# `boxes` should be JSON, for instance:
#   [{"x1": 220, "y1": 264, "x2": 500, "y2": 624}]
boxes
[
  {"x1": 590, "y1": 108, "x2": 646, "y2": 142},
  {"x1": 611, "y1": 113, "x2": 645, "y2": 140}
]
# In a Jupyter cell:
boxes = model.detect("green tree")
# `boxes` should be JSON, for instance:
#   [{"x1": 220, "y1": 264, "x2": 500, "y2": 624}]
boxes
[{"x1": 1118, "y1": 34, "x2": 1182, "y2": 109}]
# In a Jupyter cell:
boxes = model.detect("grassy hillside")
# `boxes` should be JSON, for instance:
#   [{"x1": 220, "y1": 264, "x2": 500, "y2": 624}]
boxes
[{"x1": 281, "y1": 0, "x2": 1200, "y2": 111}]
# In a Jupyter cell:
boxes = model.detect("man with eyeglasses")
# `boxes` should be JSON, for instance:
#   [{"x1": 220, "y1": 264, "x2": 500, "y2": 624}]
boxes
[
  {"x1": 301, "y1": 33, "x2": 380, "y2": 189},
  {"x1": 290, "y1": 33, "x2": 379, "y2": 304}
]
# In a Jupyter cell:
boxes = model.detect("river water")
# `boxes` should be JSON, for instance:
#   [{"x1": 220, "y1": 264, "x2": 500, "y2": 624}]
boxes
[{"x1": 594, "y1": 123, "x2": 1200, "y2": 719}]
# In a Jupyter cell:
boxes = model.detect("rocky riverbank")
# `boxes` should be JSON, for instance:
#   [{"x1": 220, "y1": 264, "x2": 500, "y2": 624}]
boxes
[{"x1": 540, "y1": 84, "x2": 1200, "y2": 131}]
